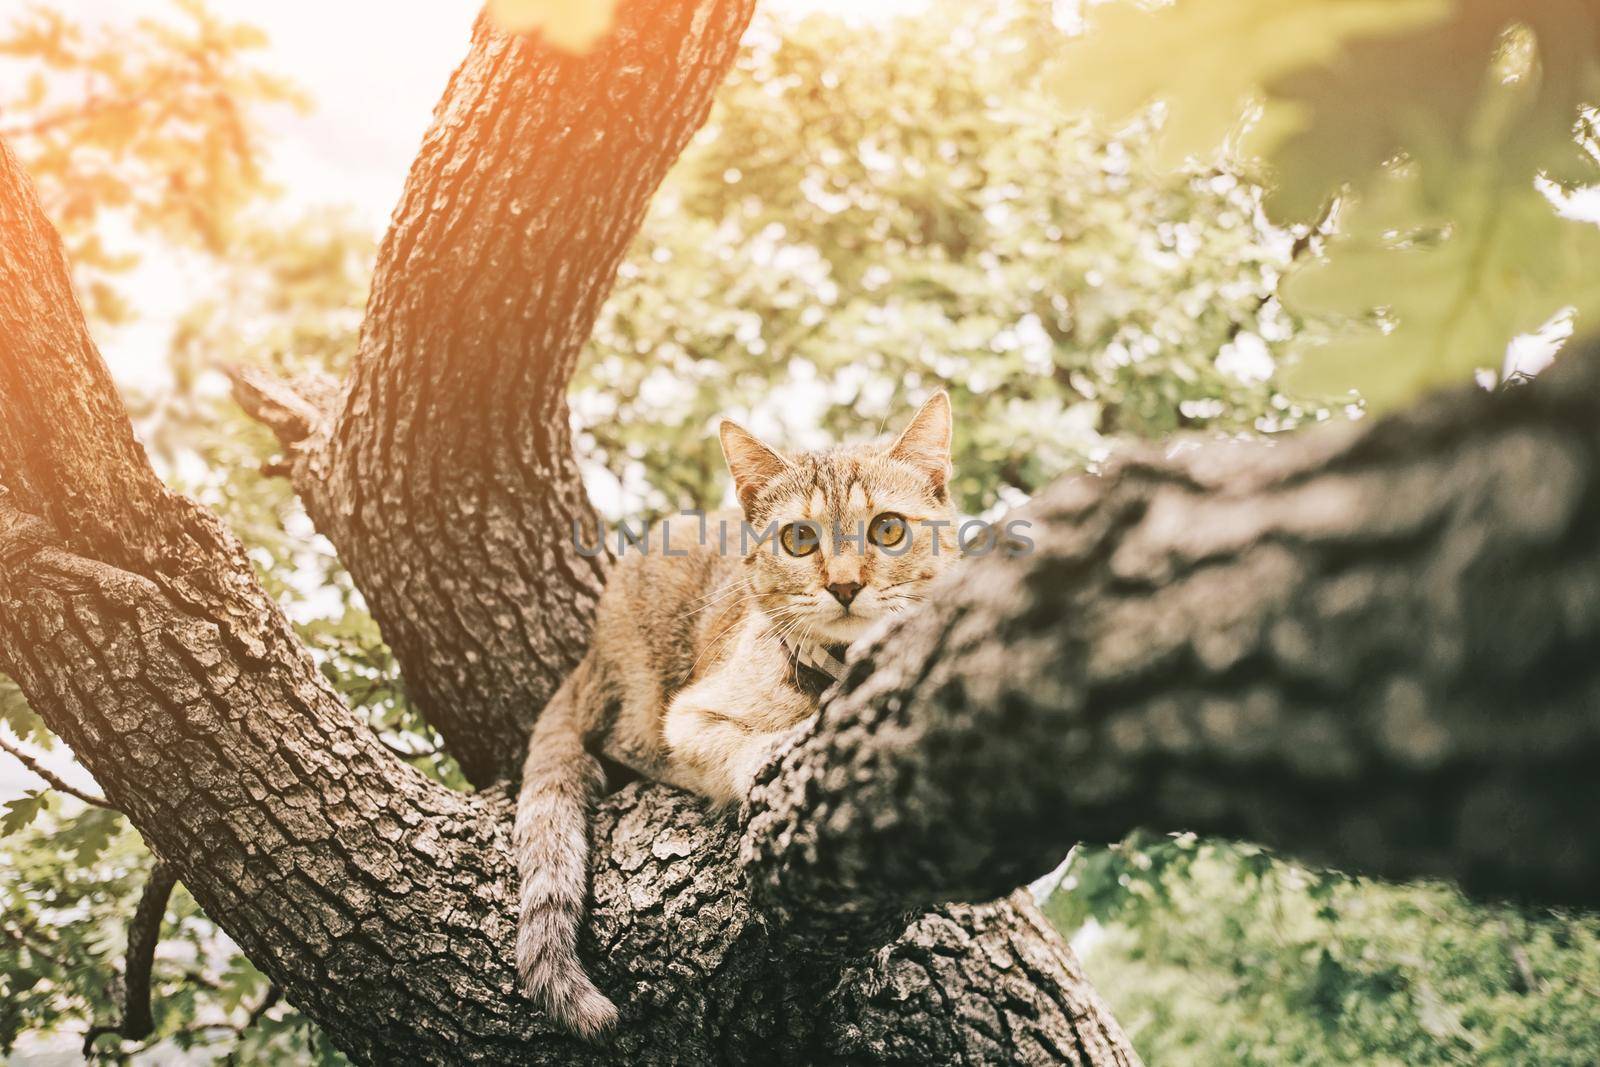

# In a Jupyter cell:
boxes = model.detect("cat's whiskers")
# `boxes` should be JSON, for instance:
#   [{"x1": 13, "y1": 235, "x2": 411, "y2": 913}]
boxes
[
  {"x1": 680, "y1": 585, "x2": 766, "y2": 621},
  {"x1": 683, "y1": 602, "x2": 768, "y2": 680},
  {"x1": 682, "y1": 624, "x2": 737, "y2": 681},
  {"x1": 754, "y1": 603, "x2": 812, "y2": 654},
  {"x1": 679, "y1": 576, "x2": 758, "y2": 613},
  {"x1": 878, "y1": 578, "x2": 928, "y2": 591},
  {"x1": 753, "y1": 602, "x2": 802, "y2": 640},
  {"x1": 685, "y1": 596, "x2": 806, "y2": 681},
  {"x1": 775, "y1": 613, "x2": 814, "y2": 651}
]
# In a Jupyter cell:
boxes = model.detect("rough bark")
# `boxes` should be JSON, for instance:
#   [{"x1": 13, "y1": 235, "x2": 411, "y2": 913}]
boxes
[
  {"x1": 234, "y1": 0, "x2": 761, "y2": 788},
  {"x1": 0, "y1": 7, "x2": 1137, "y2": 1065}
]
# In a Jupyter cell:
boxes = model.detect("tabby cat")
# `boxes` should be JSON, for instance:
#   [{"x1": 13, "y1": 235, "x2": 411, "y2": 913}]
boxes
[{"x1": 513, "y1": 392, "x2": 958, "y2": 1037}]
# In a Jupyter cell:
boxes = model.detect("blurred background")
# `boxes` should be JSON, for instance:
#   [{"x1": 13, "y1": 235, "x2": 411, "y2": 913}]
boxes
[{"x1": 3, "y1": 0, "x2": 1599, "y2": 1061}]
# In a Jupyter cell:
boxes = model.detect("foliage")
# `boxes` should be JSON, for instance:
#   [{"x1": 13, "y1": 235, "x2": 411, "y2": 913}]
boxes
[
  {"x1": 1, "y1": 676, "x2": 45, "y2": 745},
  {"x1": 488, "y1": 0, "x2": 618, "y2": 52},
  {"x1": 1046, "y1": 837, "x2": 1600, "y2": 1066},
  {"x1": 1055, "y1": 0, "x2": 1600, "y2": 408},
  {"x1": 1, "y1": 796, "x2": 347, "y2": 1063},
  {"x1": 0, "y1": 0, "x2": 304, "y2": 324},
  {"x1": 575, "y1": 0, "x2": 1330, "y2": 522}
]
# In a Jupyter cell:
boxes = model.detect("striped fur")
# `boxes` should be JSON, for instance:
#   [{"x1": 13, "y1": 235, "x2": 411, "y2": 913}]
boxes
[
  {"x1": 512, "y1": 392, "x2": 958, "y2": 1037},
  {"x1": 512, "y1": 659, "x2": 618, "y2": 1038}
]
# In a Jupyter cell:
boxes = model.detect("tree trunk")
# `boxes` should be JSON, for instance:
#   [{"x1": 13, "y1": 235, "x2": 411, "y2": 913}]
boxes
[
  {"x1": 0, "y1": 3, "x2": 1141, "y2": 1063},
  {"x1": 237, "y1": 2, "x2": 770, "y2": 789}
]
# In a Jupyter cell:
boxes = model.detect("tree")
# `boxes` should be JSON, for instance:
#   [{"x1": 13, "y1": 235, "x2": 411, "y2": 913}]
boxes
[{"x1": 2, "y1": 1, "x2": 1597, "y2": 1065}]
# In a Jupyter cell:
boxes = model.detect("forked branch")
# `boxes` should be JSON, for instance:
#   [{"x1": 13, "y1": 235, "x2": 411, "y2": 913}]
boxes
[{"x1": 226, "y1": 2, "x2": 759, "y2": 786}]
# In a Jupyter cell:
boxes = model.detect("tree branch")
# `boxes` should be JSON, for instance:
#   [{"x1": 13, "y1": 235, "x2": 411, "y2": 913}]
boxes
[
  {"x1": 84, "y1": 861, "x2": 179, "y2": 1055},
  {"x1": 746, "y1": 347, "x2": 1600, "y2": 925},
  {"x1": 223, "y1": 364, "x2": 340, "y2": 465},
  {"x1": 1, "y1": 131, "x2": 537, "y2": 1061},
  {"x1": 0, "y1": 732, "x2": 116, "y2": 809},
  {"x1": 230, "y1": 1, "x2": 758, "y2": 786}
]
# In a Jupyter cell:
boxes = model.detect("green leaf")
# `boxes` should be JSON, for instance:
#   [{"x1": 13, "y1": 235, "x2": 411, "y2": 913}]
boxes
[
  {"x1": 1054, "y1": 0, "x2": 1452, "y2": 181},
  {"x1": 0, "y1": 676, "x2": 46, "y2": 742},
  {"x1": 1282, "y1": 163, "x2": 1600, "y2": 410},
  {"x1": 1056, "y1": 1, "x2": 1600, "y2": 219},
  {"x1": 56, "y1": 807, "x2": 123, "y2": 865},
  {"x1": 1, "y1": 792, "x2": 49, "y2": 837},
  {"x1": 486, "y1": 0, "x2": 617, "y2": 51},
  {"x1": 1059, "y1": 0, "x2": 1600, "y2": 407},
  {"x1": 1264, "y1": 1, "x2": 1600, "y2": 218},
  {"x1": 217, "y1": 954, "x2": 269, "y2": 1013}
]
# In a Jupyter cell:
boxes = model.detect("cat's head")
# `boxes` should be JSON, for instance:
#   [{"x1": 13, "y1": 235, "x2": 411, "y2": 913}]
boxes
[{"x1": 719, "y1": 391, "x2": 959, "y2": 646}]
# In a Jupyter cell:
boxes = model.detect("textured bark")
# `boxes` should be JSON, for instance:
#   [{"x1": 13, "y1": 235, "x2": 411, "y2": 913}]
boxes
[
  {"x1": 2, "y1": 136, "x2": 520, "y2": 1063},
  {"x1": 747, "y1": 356, "x2": 1600, "y2": 923},
  {"x1": 0, "y1": 7, "x2": 1137, "y2": 1065}
]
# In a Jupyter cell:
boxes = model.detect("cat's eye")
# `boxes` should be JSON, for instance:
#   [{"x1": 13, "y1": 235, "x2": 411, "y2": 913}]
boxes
[
  {"x1": 868, "y1": 512, "x2": 908, "y2": 548},
  {"x1": 779, "y1": 521, "x2": 822, "y2": 557}
]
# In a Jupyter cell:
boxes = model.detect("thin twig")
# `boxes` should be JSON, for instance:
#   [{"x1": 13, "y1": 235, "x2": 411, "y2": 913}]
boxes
[
  {"x1": 220, "y1": 985, "x2": 285, "y2": 1065},
  {"x1": 81, "y1": 867, "x2": 285, "y2": 1062},
  {"x1": 379, "y1": 736, "x2": 444, "y2": 760},
  {"x1": 1224, "y1": 191, "x2": 1343, "y2": 347},
  {"x1": 244, "y1": 984, "x2": 283, "y2": 1029},
  {"x1": 0, "y1": 734, "x2": 117, "y2": 810}
]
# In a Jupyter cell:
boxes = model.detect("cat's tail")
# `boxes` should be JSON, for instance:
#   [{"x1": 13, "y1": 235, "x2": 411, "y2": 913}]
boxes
[{"x1": 513, "y1": 662, "x2": 619, "y2": 1039}]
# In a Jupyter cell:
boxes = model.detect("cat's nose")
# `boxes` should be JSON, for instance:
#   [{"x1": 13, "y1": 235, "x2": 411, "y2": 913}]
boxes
[{"x1": 826, "y1": 581, "x2": 863, "y2": 608}]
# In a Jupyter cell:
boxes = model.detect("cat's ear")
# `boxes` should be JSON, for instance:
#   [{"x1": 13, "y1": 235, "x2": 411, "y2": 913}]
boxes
[
  {"x1": 889, "y1": 390, "x2": 952, "y2": 496},
  {"x1": 720, "y1": 420, "x2": 791, "y2": 511}
]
